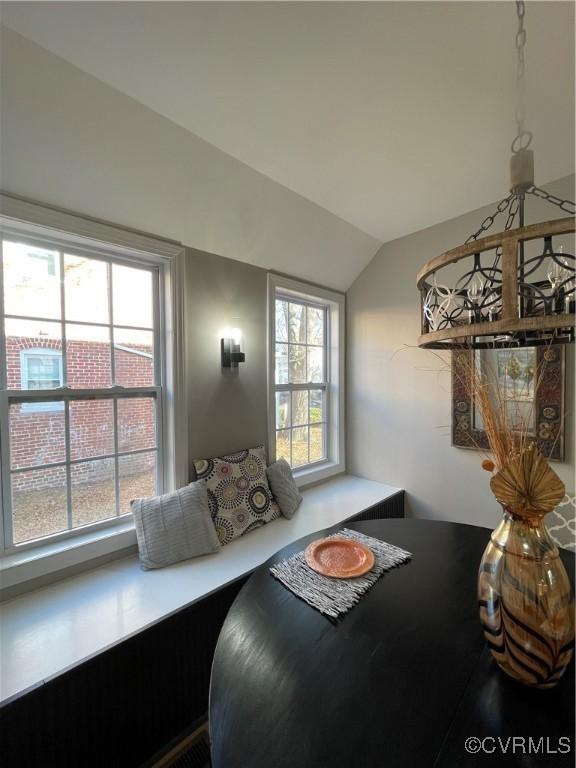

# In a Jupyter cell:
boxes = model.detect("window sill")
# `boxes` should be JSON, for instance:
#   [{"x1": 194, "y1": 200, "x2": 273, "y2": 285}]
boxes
[
  {"x1": 293, "y1": 460, "x2": 345, "y2": 489},
  {"x1": 0, "y1": 521, "x2": 137, "y2": 599},
  {"x1": 0, "y1": 474, "x2": 402, "y2": 704}
]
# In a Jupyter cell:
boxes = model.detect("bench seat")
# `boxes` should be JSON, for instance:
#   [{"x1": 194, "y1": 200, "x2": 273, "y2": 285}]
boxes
[{"x1": 0, "y1": 474, "x2": 403, "y2": 767}]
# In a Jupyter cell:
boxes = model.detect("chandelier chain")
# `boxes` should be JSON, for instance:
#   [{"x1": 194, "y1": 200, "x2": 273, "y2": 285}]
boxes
[
  {"x1": 512, "y1": 0, "x2": 531, "y2": 152},
  {"x1": 488, "y1": 196, "x2": 521, "y2": 281},
  {"x1": 463, "y1": 185, "x2": 574, "y2": 251},
  {"x1": 465, "y1": 193, "x2": 515, "y2": 244},
  {"x1": 504, "y1": 195, "x2": 520, "y2": 232},
  {"x1": 527, "y1": 186, "x2": 576, "y2": 215},
  {"x1": 418, "y1": 2, "x2": 575, "y2": 350}
]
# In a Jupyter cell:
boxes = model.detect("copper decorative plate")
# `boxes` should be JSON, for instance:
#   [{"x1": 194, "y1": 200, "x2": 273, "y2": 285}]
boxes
[{"x1": 304, "y1": 538, "x2": 375, "y2": 579}]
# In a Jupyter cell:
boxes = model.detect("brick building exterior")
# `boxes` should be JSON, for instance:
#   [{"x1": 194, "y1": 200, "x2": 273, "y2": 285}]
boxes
[{"x1": 8, "y1": 335, "x2": 155, "y2": 493}]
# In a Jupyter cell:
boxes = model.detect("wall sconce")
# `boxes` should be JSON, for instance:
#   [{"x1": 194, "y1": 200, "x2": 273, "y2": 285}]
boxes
[{"x1": 221, "y1": 327, "x2": 245, "y2": 368}]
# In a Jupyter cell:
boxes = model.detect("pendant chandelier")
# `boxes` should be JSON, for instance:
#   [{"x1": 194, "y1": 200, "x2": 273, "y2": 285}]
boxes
[{"x1": 417, "y1": 1, "x2": 575, "y2": 350}]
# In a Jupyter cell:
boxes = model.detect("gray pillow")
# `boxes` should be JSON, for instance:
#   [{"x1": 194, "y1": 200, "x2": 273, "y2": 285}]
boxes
[
  {"x1": 266, "y1": 458, "x2": 303, "y2": 519},
  {"x1": 131, "y1": 481, "x2": 220, "y2": 569}
]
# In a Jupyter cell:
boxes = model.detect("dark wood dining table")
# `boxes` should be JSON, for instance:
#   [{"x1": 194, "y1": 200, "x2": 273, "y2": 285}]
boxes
[{"x1": 209, "y1": 519, "x2": 575, "y2": 767}]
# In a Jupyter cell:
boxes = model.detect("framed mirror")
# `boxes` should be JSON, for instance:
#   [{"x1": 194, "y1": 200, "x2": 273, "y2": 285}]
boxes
[{"x1": 452, "y1": 345, "x2": 565, "y2": 461}]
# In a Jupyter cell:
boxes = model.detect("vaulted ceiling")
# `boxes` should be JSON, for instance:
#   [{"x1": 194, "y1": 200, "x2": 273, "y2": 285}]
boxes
[{"x1": 2, "y1": 2, "x2": 574, "y2": 253}]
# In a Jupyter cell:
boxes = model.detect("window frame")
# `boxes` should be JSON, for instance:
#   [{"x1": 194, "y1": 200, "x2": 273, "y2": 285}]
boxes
[
  {"x1": 274, "y1": 294, "x2": 329, "y2": 469},
  {"x1": 267, "y1": 274, "x2": 345, "y2": 487},
  {"x1": 0, "y1": 193, "x2": 188, "y2": 592},
  {"x1": 1, "y1": 238, "x2": 163, "y2": 553}
]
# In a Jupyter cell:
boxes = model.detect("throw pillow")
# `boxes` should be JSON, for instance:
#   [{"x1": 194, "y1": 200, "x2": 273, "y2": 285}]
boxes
[
  {"x1": 131, "y1": 480, "x2": 220, "y2": 569},
  {"x1": 548, "y1": 492, "x2": 576, "y2": 551},
  {"x1": 194, "y1": 445, "x2": 281, "y2": 545},
  {"x1": 267, "y1": 458, "x2": 303, "y2": 519}
]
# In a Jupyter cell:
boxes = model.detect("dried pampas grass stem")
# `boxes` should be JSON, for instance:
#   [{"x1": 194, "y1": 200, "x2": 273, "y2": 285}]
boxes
[{"x1": 454, "y1": 344, "x2": 565, "y2": 518}]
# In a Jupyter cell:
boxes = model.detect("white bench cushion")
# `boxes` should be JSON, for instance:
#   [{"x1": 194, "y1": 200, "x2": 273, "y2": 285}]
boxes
[{"x1": 0, "y1": 474, "x2": 400, "y2": 703}]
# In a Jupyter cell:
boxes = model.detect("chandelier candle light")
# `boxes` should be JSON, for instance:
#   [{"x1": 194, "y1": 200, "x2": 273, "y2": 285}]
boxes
[{"x1": 417, "y1": 1, "x2": 575, "y2": 350}]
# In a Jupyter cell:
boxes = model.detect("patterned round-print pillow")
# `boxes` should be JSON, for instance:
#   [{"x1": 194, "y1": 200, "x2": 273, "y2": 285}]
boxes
[
  {"x1": 193, "y1": 446, "x2": 278, "y2": 545},
  {"x1": 240, "y1": 455, "x2": 263, "y2": 481},
  {"x1": 248, "y1": 485, "x2": 273, "y2": 516},
  {"x1": 194, "y1": 458, "x2": 214, "y2": 480},
  {"x1": 213, "y1": 517, "x2": 235, "y2": 545},
  {"x1": 230, "y1": 508, "x2": 250, "y2": 530},
  {"x1": 220, "y1": 448, "x2": 250, "y2": 464},
  {"x1": 242, "y1": 520, "x2": 266, "y2": 536},
  {"x1": 236, "y1": 476, "x2": 249, "y2": 491},
  {"x1": 207, "y1": 488, "x2": 219, "y2": 519},
  {"x1": 216, "y1": 463, "x2": 234, "y2": 480},
  {"x1": 215, "y1": 477, "x2": 244, "y2": 509}
]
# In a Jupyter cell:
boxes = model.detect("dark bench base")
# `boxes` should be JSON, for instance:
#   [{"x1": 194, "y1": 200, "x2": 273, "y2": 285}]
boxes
[{"x1": 0, "y1": 491, "x2": 404, "y2": 767}]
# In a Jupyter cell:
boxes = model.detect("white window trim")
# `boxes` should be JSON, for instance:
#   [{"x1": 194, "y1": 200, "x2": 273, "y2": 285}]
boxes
[
  {"x1": 0, "y1": 192, "x2": 188, "y2": 593},
  {"x1": 20, "y1": 348, "x2": 65, "y2": 412},
  {"x1": 267, "y1": 273, "x2": 345, "y2": 488}
]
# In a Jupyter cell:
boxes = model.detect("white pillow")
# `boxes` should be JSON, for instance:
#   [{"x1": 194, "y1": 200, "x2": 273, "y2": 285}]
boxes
[{"x1": 131, "y1": 480, "x2": 220, "y2": 570}]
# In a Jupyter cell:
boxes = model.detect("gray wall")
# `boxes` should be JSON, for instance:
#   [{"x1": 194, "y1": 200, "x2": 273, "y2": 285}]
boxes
[
  {"x1": 0, "y1": 27, "x2": 379, "y2": 291},
  {"x1": 0, "y1": 25, "x2": 354, "y2": 477},
  {"x1": 347, "y1": 176, "x2": 575, "y2": 529},
  {"x1": 185, "y1": 247, "x2": 269, "y2": 470}
]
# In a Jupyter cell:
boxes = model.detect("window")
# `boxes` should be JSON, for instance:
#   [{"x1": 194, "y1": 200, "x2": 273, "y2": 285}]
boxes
[
  {"x1": 274, "y1": 298, "x2": 327, "y2": 467},
  {"x1": 28, "y1": 250, "x2": 57, "y2": 277},
  {"x1": 268, "y1": 275, "x2": 345, "y2": 485},
  {"x1": 1, "y1": 238, "x2": 162, "y2": 548},
  {"x1": 20, "y1": 349, "x2": 64, "y2": 412},
  {"x1": 21, "y1": 349, "x2": 63, "y2": 390}
]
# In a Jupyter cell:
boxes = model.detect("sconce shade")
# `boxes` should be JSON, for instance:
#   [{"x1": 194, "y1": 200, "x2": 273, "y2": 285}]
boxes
[{"x1": 221, "y1": 335, "x2": 245, "y2": 368}]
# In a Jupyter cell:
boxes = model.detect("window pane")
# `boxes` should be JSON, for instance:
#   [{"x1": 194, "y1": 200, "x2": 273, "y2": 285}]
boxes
[
  {"x1": 276, "y1": 429, "x2": 291, "y2": 464},
  {"x1": 113, "y1": 264, "x2": 153, "y2": 328},
  {"x1": 307, "y1": 307, "x2": 324, "y2": 345},
  {"x1": 71, "y1": 458, "x2": 116, "y2": 527},
  {"x1": 291, "y1": 390, "x2": 309, "y2": 427},
  {"x1": 67, "y1": 323, "x2": 112, "y2": 388},
  {"x1": 70, "y1": 400, "x2": 114, "y2": 460},
  {"x1": 64, "y1": 254, "x2": 109, "y2": 324},
  {"x1": 3, "y1": 244, "x2": 163, "y2": 548},
  {"x1": 5, "y1": 319, "x2": 62, "y2": 389},
  {"x1": 275, "y1": 391, "x2": 290, "y2": 429},
  {"x1": 289, "y1": 303, "x2": 306, "y2": 343},
  {"x1": 9, "y1": 402, "x2": 65, "y2": 469},
  {"x1": 275, "y1": 343, "x2": 288, "y2": 384},
  {"x1": 289, "y1": 345, "x2": 306, "y2": 383},
  {"x1": 291, "y1": 426, "x2": 309, "y2": 467},
  {"x1": 28, "y1": 356, "x2": 59, "y2": 387},
  {"x1": 118, "y1": 397, "x2": 156, "y2": 453},
  {"x1": 12, "y1": 465, "x2": 68, "y2": 544},
  {"x1": 23, "y1": 352, "x2": 62, "y2": 390},
  {"x1": 114, "y1": 329, "x2": 154, "y2": 386},
  {"x1": 3, "y1": 241, "x2": 61, "y2": 319},
  {"x1": 275, "y1": 300, "x2": 288, "y2": 342},
  {"x1": 310, "y1": 424, "x2": 325, "y2": 463},
  {"x1": 307, "y1": 347, "x2": 324, "y2": 383},
  {"x1": 118, "y1": 451, "x2": 156, "y2": 515},
  {"x1": 309, "y1": 389, "x2": 323, "y2": 423}
]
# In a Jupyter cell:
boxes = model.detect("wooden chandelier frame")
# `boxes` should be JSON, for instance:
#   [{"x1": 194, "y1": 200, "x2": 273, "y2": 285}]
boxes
[{"x1": 417, "y1": 216, "x2": 575, "y2": 349}]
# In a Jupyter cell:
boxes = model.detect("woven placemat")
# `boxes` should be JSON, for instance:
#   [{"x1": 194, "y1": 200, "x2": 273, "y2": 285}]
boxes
[{"x1": 270, "y1": 528, "x2": 412, "y2": 619}]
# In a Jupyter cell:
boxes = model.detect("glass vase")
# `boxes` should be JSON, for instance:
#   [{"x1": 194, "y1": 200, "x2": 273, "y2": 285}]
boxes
[{"x1": 478, "y1": 508, "x2": 575, "y2": 689}]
